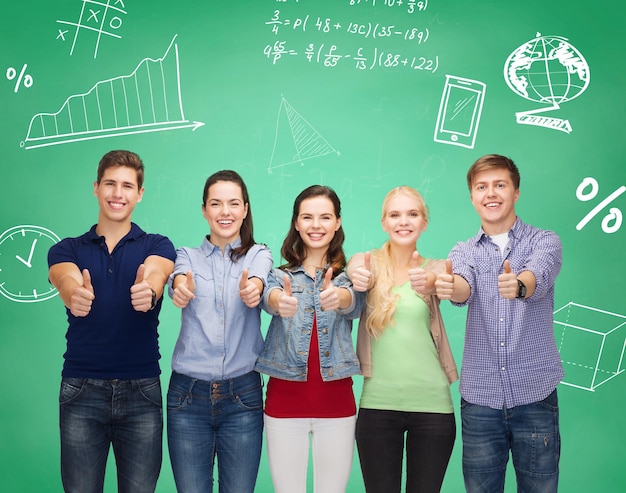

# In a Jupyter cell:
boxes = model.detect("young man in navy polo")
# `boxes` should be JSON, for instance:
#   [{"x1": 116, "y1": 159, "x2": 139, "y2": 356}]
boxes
[{"x1": 48, "y1": 150, "x2": 175, "y2": 492}]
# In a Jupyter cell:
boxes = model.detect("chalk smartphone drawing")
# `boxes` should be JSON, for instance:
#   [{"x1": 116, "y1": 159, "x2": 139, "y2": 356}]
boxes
[
  {"x1": 21, "y1": 35, "x2": 204, "y2": 150},
  {"x1": 267, "y1": 96, "x2": 340, "y2": 173},
  {"x1": 0, "y1": 225, "x2": 61, "y2": 303},
  {"x1": 57, "y1": 0, "x2": 128, "y2": 58},
  {"x1": 554, "y1": 302, "x2": 626, "y2": 391},
  {"x1": 504, "y1": 33, "x2": 590, "y2": 134},
  {"x1": 434, "y1": 75, "x2": 486, "y2": 149}
]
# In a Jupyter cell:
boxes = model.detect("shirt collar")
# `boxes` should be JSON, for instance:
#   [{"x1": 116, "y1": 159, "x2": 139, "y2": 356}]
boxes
[
  {"x1": 201, "y1": 235, "x2": 242, "y2": 256},
  {"x1": 473, "y1": 217, "x2": 523, "y2": 244},
  {"x1": 84, "y1": 222, "x2": 144, "y2": 244}
]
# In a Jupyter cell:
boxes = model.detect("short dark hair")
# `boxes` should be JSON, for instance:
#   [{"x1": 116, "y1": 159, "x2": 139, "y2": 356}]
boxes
[
  {"x1": 466, "y1": 154, "x2": 520, "y2": 191},
  {"x1": 202, "y1": 170, "x2": 255, "y2": 261},
  {"x1": 280, "y1": 185, "x2": 346, "y2": 275},
  {"x1": 97, "y1": 150, "x2": 145, "y2": 188}
]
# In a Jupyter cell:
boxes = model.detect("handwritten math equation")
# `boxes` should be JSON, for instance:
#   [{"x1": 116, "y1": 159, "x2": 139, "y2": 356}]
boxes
[
  {"x1": 266, "y1": 11, "x2": 429, "y2": 43},
  {"x1": 263, "y1": 41, "x2": 438, "y2": 72},
  {"x1": 263, "y1": 0, "x2": 438, "y2": 72},
  {"x1": 275, "y1": 0, "x2": 429, "y2": 13},
  {"x1": 349, "y1": 0, "x2": 429, "y2": 14}
]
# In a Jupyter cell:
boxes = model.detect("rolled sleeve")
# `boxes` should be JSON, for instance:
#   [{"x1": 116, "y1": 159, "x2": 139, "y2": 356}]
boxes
[{"x1": 522, "y1": 230, "x2": 562, "y2": 301}]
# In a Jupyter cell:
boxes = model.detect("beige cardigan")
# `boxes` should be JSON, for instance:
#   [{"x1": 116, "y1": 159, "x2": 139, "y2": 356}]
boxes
[{"x1": 356, "y1": 259, "x2": 459, "y2": 384}]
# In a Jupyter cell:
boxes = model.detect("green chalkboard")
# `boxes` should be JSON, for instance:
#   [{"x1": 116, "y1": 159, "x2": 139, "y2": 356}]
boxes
[{"x1": 1, "y1": 0, "x2": 624, "y2": 491}]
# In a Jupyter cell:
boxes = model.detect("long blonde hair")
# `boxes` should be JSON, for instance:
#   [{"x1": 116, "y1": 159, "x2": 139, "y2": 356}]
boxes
[{"x1": 365, "y1": 186, "x2": 429, "y2": 338}]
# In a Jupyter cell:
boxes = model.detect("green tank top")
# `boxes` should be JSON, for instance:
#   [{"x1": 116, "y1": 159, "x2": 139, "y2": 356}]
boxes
[{"x1": 360, "y1": 282, "x2": 453, "y2": 413}]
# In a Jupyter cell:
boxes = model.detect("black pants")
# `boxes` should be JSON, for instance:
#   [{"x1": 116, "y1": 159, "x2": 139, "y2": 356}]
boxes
[{"x1": 355, "y1": 408, "x2": 456, "y2": 493}]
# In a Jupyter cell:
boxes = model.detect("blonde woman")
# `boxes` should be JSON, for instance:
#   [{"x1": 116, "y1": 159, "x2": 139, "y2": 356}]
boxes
[{"x1": 348, "y1": 186, "x2": 458, "y2": 493}]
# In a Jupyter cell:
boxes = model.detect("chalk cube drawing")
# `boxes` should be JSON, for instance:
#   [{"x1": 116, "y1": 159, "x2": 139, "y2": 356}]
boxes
[{"x1": 554, "y1": 302, "x2": 626, "y2": 391}]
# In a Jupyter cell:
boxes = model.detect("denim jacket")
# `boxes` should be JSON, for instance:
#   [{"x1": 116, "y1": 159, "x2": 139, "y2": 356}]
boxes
[{"x1": 255, "y1": 266, "x2": 362, "y2": 382}]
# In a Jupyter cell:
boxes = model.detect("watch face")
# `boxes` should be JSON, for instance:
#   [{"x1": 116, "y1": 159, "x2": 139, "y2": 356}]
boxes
[{"x1": 0, "y1": 225, "x2": 61, "y2": 303}]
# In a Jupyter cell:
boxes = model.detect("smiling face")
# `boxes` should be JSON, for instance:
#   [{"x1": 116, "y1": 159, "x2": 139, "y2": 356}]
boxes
[
  {"x1": 382, "y1": 191, "x2": 428, "y2": 247},
  {"x1": 470, "y1": 168, "x2": 520, "y2": 235},
  {"x1": 203, "y1": 180, "x2": 248, "y2": 249},
  {"x1": 93, "y1": 165, "x2": 144, "y2": 225},
  {"x1": 295, "y1": 195, "x2": 341, "y2": 259}
]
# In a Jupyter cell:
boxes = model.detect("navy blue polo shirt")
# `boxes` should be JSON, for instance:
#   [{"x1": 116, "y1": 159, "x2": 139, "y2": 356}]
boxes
[{"x1": 48, "y1": 223, "x2": 176, "y2": 379}]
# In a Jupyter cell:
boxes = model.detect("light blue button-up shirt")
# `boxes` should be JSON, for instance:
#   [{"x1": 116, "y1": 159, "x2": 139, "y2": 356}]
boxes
[{"x1": 168, "y1": 237, "x2": 273, "y2": 381}]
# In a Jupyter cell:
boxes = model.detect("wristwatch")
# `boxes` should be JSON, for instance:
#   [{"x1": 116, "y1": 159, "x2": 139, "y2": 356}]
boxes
[
  {"x1": 516, "y1": 279, "x2": 527, "y2": 299},
  {"x1": 149, "y1": 288, "x2": 157, "y2": 310}
]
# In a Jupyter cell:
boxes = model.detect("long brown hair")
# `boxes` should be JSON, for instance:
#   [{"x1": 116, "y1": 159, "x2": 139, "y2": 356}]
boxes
[
  {"x1": 202, "y1": 170, "x2": 255, "y2": 261},
  {"x1": 280, "y1": 185, "x2": 346, "y2": 276}
]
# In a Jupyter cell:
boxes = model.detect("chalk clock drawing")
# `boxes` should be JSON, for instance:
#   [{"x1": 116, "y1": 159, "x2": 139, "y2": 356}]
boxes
[
  {"x1": 0, "y1": 225, "x2": 61, "y2": 303},
  {"x1": 554, "y1": 302, "x2": 625, "y2": 392},
  {"x1": 504, "y1": 33, "x2": 590, "y2": 134},
  {"x1": 22, "y1": 35, "x2": 204, "y2": 150},
  {"x1": 56, "y1": 0, "x2": 128, "y2": 59},
  {"x1": 268, "y1": 96, "x2": 340, "y2": 173}
]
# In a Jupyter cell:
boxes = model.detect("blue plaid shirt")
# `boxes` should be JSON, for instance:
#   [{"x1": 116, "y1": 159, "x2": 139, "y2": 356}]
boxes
[{"x1": 449, "y1": 217, "x2": 564, "y2": 409}]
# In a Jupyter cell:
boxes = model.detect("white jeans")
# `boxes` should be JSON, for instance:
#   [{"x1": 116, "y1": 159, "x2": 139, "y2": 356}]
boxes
[{"x1": 264, "y1": 414, "x2": 357, "y2": 493}]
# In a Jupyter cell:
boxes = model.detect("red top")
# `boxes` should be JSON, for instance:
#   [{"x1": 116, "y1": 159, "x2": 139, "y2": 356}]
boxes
[{"x1": 264, "y1": 316, "x2": 356, "y2": 418}]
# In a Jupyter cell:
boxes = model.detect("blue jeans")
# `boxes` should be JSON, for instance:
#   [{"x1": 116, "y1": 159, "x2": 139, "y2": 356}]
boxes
[
  {"x1": 461, "y1": 389, "x2": 560, "y2": 493},
  {"x1": 59, "y1": 377, "x2": 163, "y2": 493},
  {"x1": 166, "y1": 370, "x2": 264, "y2": 493}
]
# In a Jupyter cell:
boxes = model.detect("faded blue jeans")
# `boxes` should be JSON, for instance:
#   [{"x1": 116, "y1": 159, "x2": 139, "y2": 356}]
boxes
[
  {"x1": 166, "y1": 370, "x2": 264, "y2": 493},
  {"x1": 59, "y1": 377, "x2": 163, "y2": 493},
  {"x1": 461, "y1": 389, "x2": 560, "y2": 493}
]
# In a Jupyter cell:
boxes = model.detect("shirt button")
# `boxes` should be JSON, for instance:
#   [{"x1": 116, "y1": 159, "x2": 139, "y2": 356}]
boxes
[
  {"x1": 500, "y1": 342, "x2": 505, "y2": 347},
  {"x1": 500, "y1": 318, "x2": 504, "y2": 322},
  {"x1": 501, "y1": 367, "x2": 506, "y2": 371},
  {"x1": 324, "y1": 351, "x2": 330, "y2": 357},
  {"x1": 322, "y1": 328, "x2": 328, "y2": 334},
  {"x1": 328, "y1": 371, "x2": 334, "y2": 377}
]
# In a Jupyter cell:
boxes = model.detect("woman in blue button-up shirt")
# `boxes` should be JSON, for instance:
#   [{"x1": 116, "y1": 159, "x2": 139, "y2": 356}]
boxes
[
  {"x1": 255, "y1": 185, "x2": 361, "y2": 493},
  {"x1": 166, "y1": 170, "x2": 273, "y2": 493}
]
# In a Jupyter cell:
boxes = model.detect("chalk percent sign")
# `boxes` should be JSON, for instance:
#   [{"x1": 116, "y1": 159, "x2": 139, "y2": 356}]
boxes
[
  {"x1": 6, "y1": 64, "x2": 33, "y2": 93},
  {"x1": 576, "y1": 177, "x2": 626, "y2": 233}
]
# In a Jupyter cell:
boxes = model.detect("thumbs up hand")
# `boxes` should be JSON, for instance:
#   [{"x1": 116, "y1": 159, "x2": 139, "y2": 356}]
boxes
[
  {"x1": 408, "y1": 250, "x2": 430, "y2": 294},
  {"x1": 320, "y1": 268, "x2": 341, "y2": 312},
  {"x1": 239, "y1": 269, "x2": 261, "y2": 308},
  {"x1": 277, "y1": 275, "x2": 298, "y2": 317},
  {"x1": 351, "y1": 252, "x2": 372, "y2": 292},
  {"x1": 131, "y1": 263, "x2": 154, "y2": 312},
  {"x1": 435, "y1": 259, "x2": 455, "y2": 300},
  {"x1": 172, "y1": 270, "x2": 196, "y2": 308},
  {"x1": 498, "y1": 260, "x2": 518, "y2": 299},
  {"x1": 70, "y1": 268, "x2": 96, "y2": 317}
]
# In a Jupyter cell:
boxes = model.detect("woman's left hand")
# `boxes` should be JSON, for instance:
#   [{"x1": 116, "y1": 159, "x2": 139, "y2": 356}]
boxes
[
  {"x1": 239, "y1": 269, "x2": 261, "y2": 308},
  {"x1": 408, "y1": 251, "x2": 432, "y2": 294}
]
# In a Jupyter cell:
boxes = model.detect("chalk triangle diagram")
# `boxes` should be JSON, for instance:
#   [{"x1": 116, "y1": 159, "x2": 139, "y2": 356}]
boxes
[
  {"x1": 22, "y1": 34, "x2": 203, "y2": 150},
  {"x1": 268, "y1": 96, "x2": 339, "y2": 173}
]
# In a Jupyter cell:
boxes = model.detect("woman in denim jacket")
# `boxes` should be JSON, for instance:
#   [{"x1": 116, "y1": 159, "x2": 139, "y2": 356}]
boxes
[{"x1": 255, "y1": 185, "x2": 361, "y2": 493}]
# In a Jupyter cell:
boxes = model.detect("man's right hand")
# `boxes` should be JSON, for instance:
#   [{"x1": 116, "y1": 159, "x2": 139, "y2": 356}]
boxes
[
  {"x1": 70, "y1": 269, "x2": 95, "y2": 317},
  {"x1": 435, "y1": 259, "x2": 455, "y2": 300}
]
